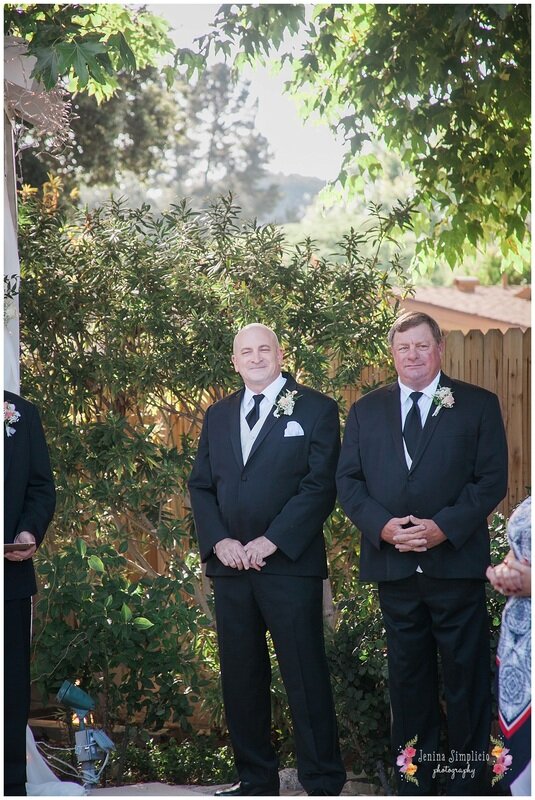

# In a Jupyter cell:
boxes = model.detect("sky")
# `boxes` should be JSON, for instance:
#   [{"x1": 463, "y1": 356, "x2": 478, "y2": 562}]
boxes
[{"x1": 148, "y1": 2, "x2": 346, "y2": 181}]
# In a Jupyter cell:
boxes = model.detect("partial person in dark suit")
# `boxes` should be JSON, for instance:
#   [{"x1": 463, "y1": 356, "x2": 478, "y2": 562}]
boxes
[
  {"x1": 336, "y1": 312, "x2": 508, "y2": 796},
  {"x1": 4, "y1": 390, "x2": 56, "y2": 796},
  {"x1": 188, "y1": 323, "x2": 346, "y2": 797}
]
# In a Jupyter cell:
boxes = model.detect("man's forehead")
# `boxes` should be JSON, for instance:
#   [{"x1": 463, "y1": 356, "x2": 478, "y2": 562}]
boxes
[
  {"x1": 393, "y1": 323, "x2": 435, "y2": 343},
  {"x1": 234, "y1": 327, "x2": 277, "y2": 350}
]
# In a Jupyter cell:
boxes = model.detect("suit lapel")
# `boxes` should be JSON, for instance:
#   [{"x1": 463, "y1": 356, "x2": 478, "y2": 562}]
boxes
[
  {"x1": 409, "y1": 374, "x2": 453, "y2": 472},
  {"x1": 229, "y1": 390, "x2": 244, "y2": 469},
  {"x1": 246, "y1": 374, "x2": 295, "y2": 464},
  {"x1": 387, "y1": 383, "x2": 408, "y2": 470},
  {"x1": 4, "y1": 431, "x2": 14, "y2": 478}
]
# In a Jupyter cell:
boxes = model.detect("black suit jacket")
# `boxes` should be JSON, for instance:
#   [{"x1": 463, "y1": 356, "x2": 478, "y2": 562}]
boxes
[
  {"x1": 4, "y1": 391, "x2": 56, "y2": 600},
  {"x1": 336, "y1": 374, "x2": 508, "y2": 582},
  {"x1": 188, "y1": 373, "x2": 340, "y2": 578}
]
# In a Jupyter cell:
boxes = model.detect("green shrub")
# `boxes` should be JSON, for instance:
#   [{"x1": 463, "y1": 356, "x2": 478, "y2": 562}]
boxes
[
  {"x1": 116, "y1": 736, "x2": 235, "y2": 785},
  {"x1": 327, "y1": 589, "x2": 390, "y2": 783},
  {"x1": 32, "y1": 538, "x2": 212, "y2": 747},
  {"x1": 487, "y1": 512, "x2": 509, "y2": 716}
]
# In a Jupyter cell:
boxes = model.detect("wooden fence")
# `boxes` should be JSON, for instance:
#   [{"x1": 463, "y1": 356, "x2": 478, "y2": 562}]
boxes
[{"x1": 343, "y1": 328, "x2": 531, "y2": 516}]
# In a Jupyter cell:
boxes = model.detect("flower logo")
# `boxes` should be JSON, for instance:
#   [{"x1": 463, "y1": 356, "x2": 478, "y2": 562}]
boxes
[
  {"x1": 432, "y1": 385, "x2": 455, "y2": 417},
  {"x1": 397, "y1": 736, "x2": 418, "y2": 786},
  {"x1": 4, "y1": 401, "x2": 21, "y2": 437},
  {"x1": 490, "y1": 737, "x2": 513, "y2": 786},
  {"x1": 273, "y1": 389, "x2": 299, "y2": 418}
]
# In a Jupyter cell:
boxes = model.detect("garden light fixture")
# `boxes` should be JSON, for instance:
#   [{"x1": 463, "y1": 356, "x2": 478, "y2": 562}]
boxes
[{"x1": 56, "y1": 680, "x2": 114, "y2": 788}]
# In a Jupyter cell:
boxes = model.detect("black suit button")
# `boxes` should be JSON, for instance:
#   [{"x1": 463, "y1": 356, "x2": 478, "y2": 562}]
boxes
[{"x1": 241, "y1": 475, "x2": 247, "y2": 481}]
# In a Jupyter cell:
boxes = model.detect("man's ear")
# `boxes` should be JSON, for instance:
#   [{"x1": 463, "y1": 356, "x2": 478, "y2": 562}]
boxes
[{"x1": 231, "y1": 354, "x2": 239, "y2": 373}]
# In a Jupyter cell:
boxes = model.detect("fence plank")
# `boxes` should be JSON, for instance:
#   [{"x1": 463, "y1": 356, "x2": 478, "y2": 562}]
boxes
[
  {"x1": 482, "y1": 329, "x2": 504, "y2": 405},
  {"x1": 502, "y1": 329, "x2": 525, "y2": 511},
  {"x1": 443, "y1": 331, "x2": 464, "y2": 379},
  {"x1": 521, "y1": 329, "x2": 531, "y2": 500},
  {"x1": 463, "y1": 330, "x2": 485, "y2": 387}
]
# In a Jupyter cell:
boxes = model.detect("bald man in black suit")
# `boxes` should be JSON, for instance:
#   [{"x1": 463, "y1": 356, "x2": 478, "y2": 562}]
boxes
[{"x1": 188, "y1": 324, "x2": 346, "y2": 796}]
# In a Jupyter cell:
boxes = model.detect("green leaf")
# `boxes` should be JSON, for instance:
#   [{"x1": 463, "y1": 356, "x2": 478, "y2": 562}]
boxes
[
  {"x1": 163, "y1": 65, "x2": 176, "y2": 90},
  {"x1": 88, "y1": 555, "x2": 105, "y2": 573},
  {"x1": 30, "y1": 45, "x2": 61, "y2": 89},
  {"x1": 488, "y1": 4, "x2": 511, "y2": 20},
  {"x1": 133, "y1": 617, "x2": 154, "y2": 630},
  {"x1": 55, "y1": 38, "x2": 107, "y2": 88},
  {"x1": 76, "y1": 539, "x2": 87, "y2": 557},
  {"x1": 108, "y1": 31, "x2": 137, "y2": 72},
  {"x1": 349, "y1": 132, "x2": 368, "y2": 155},
  {"x1": 73, "y1": 48, "x2": 90, "y2": 88},
  {"x1": 121, "y1": 603, "x2": 133, "y2": 623}
]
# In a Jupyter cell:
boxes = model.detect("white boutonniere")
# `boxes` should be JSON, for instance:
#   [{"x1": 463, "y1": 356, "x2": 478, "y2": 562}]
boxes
[
  {"x1": 274, "y1": 390, "x2": 299, "y2": 418},
  {"x1": 432, "y1": 386, "x2": 455, "y2": 417},
  {"x1": 4, "y1": 401, "x2": 21, "y2": 437}
]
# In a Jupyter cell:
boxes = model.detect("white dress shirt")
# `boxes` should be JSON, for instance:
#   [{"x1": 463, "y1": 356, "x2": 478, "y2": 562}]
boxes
[
  {"x1": 398, "y1": 371, "x2": 442, "y2": 469},
  {"x1": 240, "y1": 373, "x2": 287, "y2": 463},
  {"x1": 398, "y1": 371, "x2": 442, "y2": 574}
]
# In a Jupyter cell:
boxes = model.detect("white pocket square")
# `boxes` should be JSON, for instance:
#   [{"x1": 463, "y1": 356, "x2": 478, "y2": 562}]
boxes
[{"x1": 284, "y1": 421, "x2": 304, "y2": 437}]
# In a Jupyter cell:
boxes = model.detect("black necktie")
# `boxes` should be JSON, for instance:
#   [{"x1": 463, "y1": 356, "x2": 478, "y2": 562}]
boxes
[
  {"x1": 403, "y1": 391, "x2": 423, "y2": 459},
  {"x1": 246, "y1": 394, "x2": 264, "y2": 430}
]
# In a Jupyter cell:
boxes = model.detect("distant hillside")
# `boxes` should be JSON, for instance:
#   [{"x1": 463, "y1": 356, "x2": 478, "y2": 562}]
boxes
[{"x1": 257, "y1": 172, "x2": 325, "y2": 224}]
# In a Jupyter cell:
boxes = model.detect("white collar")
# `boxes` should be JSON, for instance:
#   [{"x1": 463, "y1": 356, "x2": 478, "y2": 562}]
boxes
[
  {"x1": 243, "y1": 373, "x2": 286, "y2": 408},
  {"x1": 398, "y1": 371, "x2": 442, "y2": 403}
]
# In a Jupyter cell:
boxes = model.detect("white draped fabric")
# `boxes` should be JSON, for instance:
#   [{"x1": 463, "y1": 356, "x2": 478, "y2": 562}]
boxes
[
  {"x1": 4, "y1": 117, "x2": 20, "y2": 393},
  {"x1": 26, "y1": 727, "x2": 86, "y2": 796}
]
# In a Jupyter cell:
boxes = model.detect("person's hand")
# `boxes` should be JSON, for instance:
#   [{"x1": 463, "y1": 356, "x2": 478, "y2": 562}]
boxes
[
  {"x1": 244, "y1": 537, "x2": 277, "y2": 570},
  {"x1": 381, "y1": 516, "x2": 427, "y2": 552},
  {"x1": 408, "y1": 516, "x2": 447, "y2": 549},
  {"x1": 4, "y1": 531, "x2": 36, "y2": 561},
  {"x1": 486, "y1": 554, "x2": 531, "y2": 597},
  {"x1": 214, "y1": 538, "x2": 251, "y2": 570},
  {"x1": 506, "y1": 558, "x2": 531, "y2": 596}
]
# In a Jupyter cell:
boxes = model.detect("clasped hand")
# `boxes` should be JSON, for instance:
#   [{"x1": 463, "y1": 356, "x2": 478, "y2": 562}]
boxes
[
  {"x1": 381, "y1": 515, "x2": 447, "y2": 552},
  {"x1": 214, "y1": 536, "x2": 277, "y2": 571},
  {"x1": 486, "y1": 552, "x2": 531, "y2": 597}
]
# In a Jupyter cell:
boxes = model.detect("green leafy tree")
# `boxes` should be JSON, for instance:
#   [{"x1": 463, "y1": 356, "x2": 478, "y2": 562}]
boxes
[
  {"x1": 6, "y1": 3, "x2": 179, "y2": 199},
  {"x1": 5, "y1": 6, "x2": 277, "y2": 221},
  {"x1": 182, "y1": 3, "x2": 530, "y2": 275},
  {"x1": 20, "y1": 66, "x2": 185, "y2": 191},
  {"x1": 20, "y1": 61, "x2": 280, "y2": 222},
  {"x1": 4, "y1": 3, "x2": 176, "y2": 101}
]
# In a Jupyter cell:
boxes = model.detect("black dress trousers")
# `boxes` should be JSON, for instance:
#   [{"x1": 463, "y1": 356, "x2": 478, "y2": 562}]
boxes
[
  {"x1": 379, "y1": 574, "x2": 491, "y2": 796},
  {"x1": 213, "y1": 572, "x2": 346, "y2": 796},
  {"x1": 4, "y1": 597, "x2": 32, "y2": 796}
]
